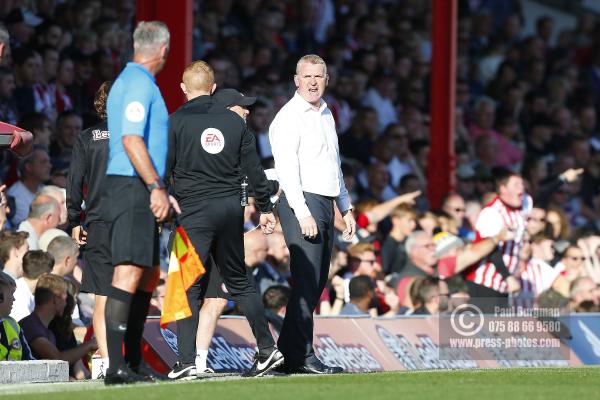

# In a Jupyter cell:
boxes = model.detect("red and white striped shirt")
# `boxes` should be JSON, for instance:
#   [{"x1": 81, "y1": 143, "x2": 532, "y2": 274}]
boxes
[
  {"x1": 516, "y1": 258, "x2": 560, "y2": 307},
  {"x1": 464, "y1": 195, "x2": 530, "y2": 293}
]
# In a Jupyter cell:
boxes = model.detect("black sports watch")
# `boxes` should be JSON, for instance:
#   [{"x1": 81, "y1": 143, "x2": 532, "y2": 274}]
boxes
[{"x1": 146, "y1": 179, "x2": 165, "y2": 192}]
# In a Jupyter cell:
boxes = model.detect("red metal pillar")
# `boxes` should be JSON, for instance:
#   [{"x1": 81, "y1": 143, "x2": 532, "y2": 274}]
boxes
[
  {"x1": 136, "y1": 0, "x2": 193, "y2": 112},
  {"x1": 427, "y1": 0, "x2": 457, "y2": 210}
]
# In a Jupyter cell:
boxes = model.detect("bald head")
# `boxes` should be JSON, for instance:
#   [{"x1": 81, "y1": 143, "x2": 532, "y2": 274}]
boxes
[
  {"x1": 38, "y1": 185, "x2": 67, "y2": 225},
  {"x1": 244, "y1": 230, "x2": 268, "y2": 267},
  {"x1": 442, "y1": 193, "x2": 466, "y2": 224},
  {"x1": 29, "y1": 194, "x2": 60, "y2": 219},
  {"x1": 181, "y1": 60, "x2": 216, "y2": 99},
  {"x1": 245, "y1": 230, "x2": 268, "y2": 251},
  {"x1": 267, "y1": 231, "x2": 289, "y2": 265}
]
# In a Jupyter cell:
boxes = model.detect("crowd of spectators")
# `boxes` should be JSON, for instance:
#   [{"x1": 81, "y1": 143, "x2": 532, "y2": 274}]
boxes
[
  {"x1": 1, "y1": 0, "x2": 600, "y2": 378},
  {"x1": 192, "y1": 0, "x2": 600, "y2": 317}
]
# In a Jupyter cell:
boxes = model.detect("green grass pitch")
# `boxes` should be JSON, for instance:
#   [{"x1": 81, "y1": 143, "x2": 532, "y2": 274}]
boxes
[{"x1": 1, "y1": 368, "x2": 599, "y2": 400}]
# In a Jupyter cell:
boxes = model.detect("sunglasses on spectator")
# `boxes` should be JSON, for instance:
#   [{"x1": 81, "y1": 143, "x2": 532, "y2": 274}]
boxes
[{"x1": 528, "y1": 217, "x2": 545, "y2": 223}]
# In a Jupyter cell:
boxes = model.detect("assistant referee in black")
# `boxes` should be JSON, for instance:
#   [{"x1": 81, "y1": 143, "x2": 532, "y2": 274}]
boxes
[
  {"x1": 166, "y1": 60, "x2": 283, "y2": 378},
  {"x1": 66, "y1": 81, "x2": 112, "y2": 376}
]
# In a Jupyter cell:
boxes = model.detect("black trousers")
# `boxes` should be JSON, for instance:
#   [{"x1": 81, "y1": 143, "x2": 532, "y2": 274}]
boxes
[
  {"x1": 277, "y1": 192, "x2": 334, "y2": 366},
  {"x1": 466, "y1": 281, "x2": 509, "y2": 314},
  {"x1": 175, "y1": 195, "x2": 274, "y2": 363}
]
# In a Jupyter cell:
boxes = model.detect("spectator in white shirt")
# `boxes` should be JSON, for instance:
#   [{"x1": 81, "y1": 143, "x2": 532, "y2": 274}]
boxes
[
  {"x1": 10, "y1": 250, "x2": 54, "y2": 321},
  {"x1": 268, "y1": 54, "x2": 356, "y2": 374},
  {"x1": 362, "y1": 74, "x2": 399, "y2": 133},
  {"x1": 0, "y1": 230, "x2": 29, "y2": 279},
  {"x1": 17, "y1": 193, "x2": 61, "y2": 250},
  {"x1": 7, "y1": 147, "x2": 51, "y2": 226}
]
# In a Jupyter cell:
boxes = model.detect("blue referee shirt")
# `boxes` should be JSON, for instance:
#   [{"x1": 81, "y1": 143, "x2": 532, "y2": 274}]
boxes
[{"x1": 106, "y1": 62, "x2": 169, "y2": 178}]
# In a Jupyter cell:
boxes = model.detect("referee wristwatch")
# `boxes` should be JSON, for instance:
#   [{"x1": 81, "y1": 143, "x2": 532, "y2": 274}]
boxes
[{"x1": 146, "y1": 179, "x2": 165, "y2": 192}]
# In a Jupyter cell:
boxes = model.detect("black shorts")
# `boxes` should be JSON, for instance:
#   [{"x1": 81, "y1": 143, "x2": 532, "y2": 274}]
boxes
[
  {"x1": 199, "y1": 256, "x2": 229, "y2": 299},
  {"x1": 103, "y1": 176, "x2": 159, "y2": 268},
  {"x1": 167, "y1": 229, "x2": 228, "y2": 299},
  {"x1": 81, "y1": 221, "x2": 113, "y2": 296}
]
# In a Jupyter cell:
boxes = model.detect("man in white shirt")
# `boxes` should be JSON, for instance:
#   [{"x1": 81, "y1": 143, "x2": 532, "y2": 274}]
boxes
[
  {"x1": 269, "y1": 54, "x2": 356, "y2": 374},
  {"x1": 362, "y1": 74, "x2": 399, "y2": 133},
  {"x1": 17, "y1": 193, "x2": 61, "y2": 250},
  {"x1": 10, "y1": 250, "x2": 54, "y2": 321},
  {"x1": 7, "y1": 147, "x2": 51, "y2": 226}
]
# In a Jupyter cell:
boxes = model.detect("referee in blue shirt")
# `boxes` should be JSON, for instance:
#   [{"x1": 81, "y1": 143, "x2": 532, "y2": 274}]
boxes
[{"x1": 103, "y1": 21, "x2": 179, "y2": 385}]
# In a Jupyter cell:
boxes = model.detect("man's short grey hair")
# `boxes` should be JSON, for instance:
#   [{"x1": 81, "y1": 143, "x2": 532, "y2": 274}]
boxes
[
  {"x1": 405, "y1": 230, "x2": 428, "y2": 253},
  {"x1": 296, "y1": 54, "x2": 327, "y2": 76},
  {"x1": 47, "y1": 236, "x2": 78, "y2": 262},
  {"x1": 29, "y1": 195, "x2": 57, "y2": 219},
  {"x1": 133, "y1": 21, "x2": 170, "y2": 54},
  {"x1": 0, "y1": 24, "x2": 9, "y2": 46},
  {"x1": 38, "y1": 185, "x2": 64, "y2": 200}
]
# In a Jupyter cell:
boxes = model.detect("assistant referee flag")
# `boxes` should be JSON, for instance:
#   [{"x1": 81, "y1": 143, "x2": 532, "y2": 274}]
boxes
[{"x1": 160, "y1": 226, "x2": 206, "y2": 328}]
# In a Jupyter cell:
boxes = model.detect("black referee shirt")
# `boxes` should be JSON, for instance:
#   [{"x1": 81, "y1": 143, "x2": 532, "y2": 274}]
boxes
[
  {"x1": 66, "y1": 120, "x2": 109, "y2": 226},
  {"x1": 166, "y1": 95, "x2": 277, "y2": 216}
]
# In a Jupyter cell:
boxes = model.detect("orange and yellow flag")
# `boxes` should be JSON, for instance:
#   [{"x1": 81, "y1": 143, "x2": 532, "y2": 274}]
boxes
[{"x1": 160, "y1": 226, "x2": 206, "y2": 328}]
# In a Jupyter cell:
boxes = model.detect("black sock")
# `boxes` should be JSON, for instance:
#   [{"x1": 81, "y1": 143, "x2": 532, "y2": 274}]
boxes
[
  {"x1": 105, "y1": 286, "x2": 133, "y2": 372},
  {"x1": 175, "y1": 287, "x2": 201, "y2": 365},
  {"x1": 124, "y1": 290, "x2": 152, "y2": 369}
]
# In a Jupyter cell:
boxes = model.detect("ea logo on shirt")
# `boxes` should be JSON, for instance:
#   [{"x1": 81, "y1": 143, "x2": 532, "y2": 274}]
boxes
[
  {"x1": 125, "y1": 101, "x2": 145, "y2": 123},
  {"x1": 201, "y1": 128, "x2": 225, "y2": 154}
]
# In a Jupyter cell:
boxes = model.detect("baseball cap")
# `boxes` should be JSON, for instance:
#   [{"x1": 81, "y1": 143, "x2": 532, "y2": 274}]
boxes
[
  {"x1": 213, "y1": 88, "x2": 256, "y2": 108},
  {"x1": 433, "y1": 231, "x2": 464, "y2": 258}
]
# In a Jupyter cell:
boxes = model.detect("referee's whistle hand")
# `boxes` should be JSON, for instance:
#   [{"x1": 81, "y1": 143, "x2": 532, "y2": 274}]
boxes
[
  {"x1": 150, "y1": 188, "x2": 170, "y2": 222},
  {"x1": 260, "y1": 213, "x2": 276, "y2": 235},
  {"x1": 72, "y1": 225, "x2": 88, "y2": 245},
  {"x1": 299, "y1": 215, "x2": 318, "y2": 239}
]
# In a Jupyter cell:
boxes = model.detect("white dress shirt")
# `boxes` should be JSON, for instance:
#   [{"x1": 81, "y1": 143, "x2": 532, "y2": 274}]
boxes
[
  {"x1": 17, "y1": 219, "x2": 39, "y2": 251},
  {"x1": 269, "y1": 91, "x2": 352, "y2": 221},
  {"x1": 362, "y1": 87, "x2": 398, "y2": 133},
  {"x1": 10, "y1": 277, "x2": 34, "y2": 322}
]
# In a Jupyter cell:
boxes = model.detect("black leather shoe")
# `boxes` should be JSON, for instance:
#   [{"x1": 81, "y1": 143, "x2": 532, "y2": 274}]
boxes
[
  {"x1": 242, "y1": 348, "x2": 285, "y2": 377},
  {"x1": 104, "y1": 366, "x2": 151, "y2": 385},
  {"x1": 292, "y1": 359, "x2": 344, "y2": 374},
  {"x1": 272, "y1": 362, "x2": 294, "y2": 374},
  {"x1": 131, "y1": 362, "x2": 169, "y2": 381}
]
